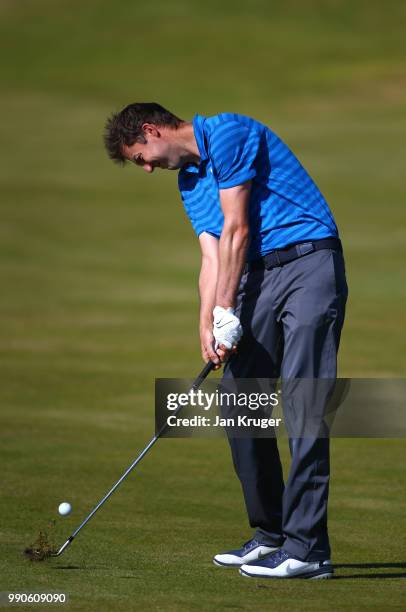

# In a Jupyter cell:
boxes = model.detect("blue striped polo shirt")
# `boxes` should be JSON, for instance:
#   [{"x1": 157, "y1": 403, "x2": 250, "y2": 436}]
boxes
[{"x1": 178, "y1": 113, "x2": 339, "y2": 261}]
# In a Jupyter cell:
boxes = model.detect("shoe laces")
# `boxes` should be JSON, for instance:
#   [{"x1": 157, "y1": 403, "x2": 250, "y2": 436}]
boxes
[
  {"x1": 242, "y1": 538, "x2": 261, "y2": 551},
  {"x1": 270, "y1": 549, "x2": 289, "y2": 565}
]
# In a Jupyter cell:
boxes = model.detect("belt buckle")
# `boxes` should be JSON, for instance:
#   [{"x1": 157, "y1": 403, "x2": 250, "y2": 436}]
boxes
[{"x1": 296, "y1": 242, "x2": 314, "y2": 257}]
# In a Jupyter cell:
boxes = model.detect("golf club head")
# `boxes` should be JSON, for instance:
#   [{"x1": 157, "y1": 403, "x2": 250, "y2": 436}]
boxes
[{"x1": 50, "y1": 537, "x2": 74, "y2": 557}]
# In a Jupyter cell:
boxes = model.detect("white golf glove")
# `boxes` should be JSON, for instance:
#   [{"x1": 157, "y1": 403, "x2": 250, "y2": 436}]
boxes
[{"x1": 213, "y1": 306, "x2": 243, "y2": 350}]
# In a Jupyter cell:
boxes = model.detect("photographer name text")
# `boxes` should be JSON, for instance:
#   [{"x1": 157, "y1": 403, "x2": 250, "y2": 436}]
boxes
[{"x1": 167, "y1": 415, "x2": 282, "y2": 429}]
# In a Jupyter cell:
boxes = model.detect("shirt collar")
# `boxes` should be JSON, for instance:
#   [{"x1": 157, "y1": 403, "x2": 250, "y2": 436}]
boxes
[{"x1": 192, "y1": 114, "x2": 208, "y2": 161}]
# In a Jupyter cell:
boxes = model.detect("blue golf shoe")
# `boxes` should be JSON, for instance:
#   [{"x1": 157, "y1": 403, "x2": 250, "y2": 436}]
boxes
[
  {"x1": 239, "y1": 548, "x2": 334, "y2": 579},
  {"x1": 213, "y1": 538, "x2": 279, "y2": 568}
]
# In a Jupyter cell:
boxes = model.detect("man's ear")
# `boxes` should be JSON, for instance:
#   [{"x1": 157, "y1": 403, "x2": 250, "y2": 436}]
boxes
[{"x1": 141, "y1": 123, "x2": 160, "y2": 138}]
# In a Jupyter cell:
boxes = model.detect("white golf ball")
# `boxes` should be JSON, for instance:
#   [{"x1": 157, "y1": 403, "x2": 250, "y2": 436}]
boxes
[{"x1": 58, "y1": 502, "x2": 72, "y2": 516}]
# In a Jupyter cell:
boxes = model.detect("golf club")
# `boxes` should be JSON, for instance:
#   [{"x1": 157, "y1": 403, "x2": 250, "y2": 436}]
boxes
[{"x1": 25, "y1": 360, "x2": 216, "y2": 561}]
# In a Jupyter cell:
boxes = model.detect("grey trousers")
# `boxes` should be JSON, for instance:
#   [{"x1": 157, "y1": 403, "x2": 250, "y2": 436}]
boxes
[{"x1": 222, "y1": 247, "x2": 348, "y2": 561}]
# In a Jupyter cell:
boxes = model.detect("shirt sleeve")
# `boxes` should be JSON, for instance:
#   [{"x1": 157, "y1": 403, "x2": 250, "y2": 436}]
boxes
[
  {"x1": 209, "y1": 121, "x2": 260, "y2": 189},
  {"x1": 178, "y1": 165, "x2": 223, "y2": 237}
]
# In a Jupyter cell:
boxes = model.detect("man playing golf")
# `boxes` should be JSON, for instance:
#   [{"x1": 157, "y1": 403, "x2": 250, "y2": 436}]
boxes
[{"x1": 104, "y1": 103, "x2": 348, "y2": 579}]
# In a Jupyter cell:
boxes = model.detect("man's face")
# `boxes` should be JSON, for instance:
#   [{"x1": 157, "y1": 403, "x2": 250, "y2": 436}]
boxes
[{"x1": 122, "y1": 124, "x2": 181, "y2": 173}]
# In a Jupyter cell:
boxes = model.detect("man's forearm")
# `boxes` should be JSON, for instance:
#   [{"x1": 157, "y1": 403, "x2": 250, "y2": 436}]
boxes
[
  {"x1": 199, "y1": 253, "x2": 218, "y2": 329},
  {"x1": 215, "y1": 223, "x2": 249, "y2": 309}
]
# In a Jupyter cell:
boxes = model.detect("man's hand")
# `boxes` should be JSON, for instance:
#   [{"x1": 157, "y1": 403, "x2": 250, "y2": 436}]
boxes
[
  {"x1": 200, "y1": 321, "x2": 239, "y2": 370},
  {"x1": 213, "y1": 306, "x2": 242, "y2": 355},
  {"x1": 200, "y1": 326, "x2": 222, "y2": 369}
]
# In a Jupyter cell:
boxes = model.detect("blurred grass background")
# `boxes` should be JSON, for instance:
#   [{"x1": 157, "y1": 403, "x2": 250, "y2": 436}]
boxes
[{"x1": 1, "y1": 0, "x2": 405, "y2": 610}]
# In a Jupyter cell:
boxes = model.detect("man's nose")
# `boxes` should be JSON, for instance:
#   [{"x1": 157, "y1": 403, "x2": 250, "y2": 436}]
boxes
[{"x1": 143, "y1": 163, "x2": 154, "y2": 173}]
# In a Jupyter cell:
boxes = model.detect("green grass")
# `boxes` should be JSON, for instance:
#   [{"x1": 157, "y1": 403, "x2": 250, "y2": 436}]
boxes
[{"x1": 1, "y1": 0, "x2": 406, "y2": 610}]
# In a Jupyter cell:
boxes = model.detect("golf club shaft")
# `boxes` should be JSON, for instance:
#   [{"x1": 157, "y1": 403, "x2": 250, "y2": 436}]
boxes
[{"x1": 53, "y1": 361, "x2": 216, "y2": 556}]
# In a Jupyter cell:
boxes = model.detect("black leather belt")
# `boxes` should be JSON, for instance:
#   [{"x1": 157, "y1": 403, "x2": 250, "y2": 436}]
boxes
[{"x1": 244, "y1": 237, "x2": 342, "y2": 273}]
